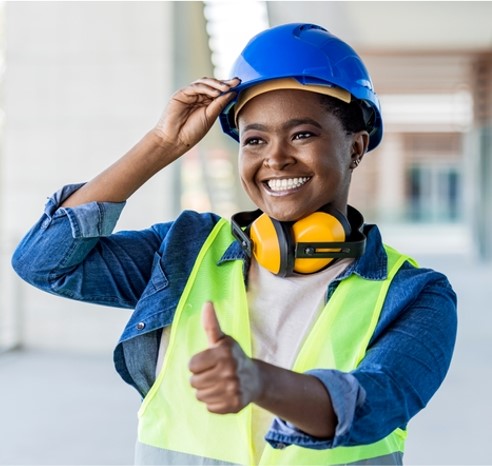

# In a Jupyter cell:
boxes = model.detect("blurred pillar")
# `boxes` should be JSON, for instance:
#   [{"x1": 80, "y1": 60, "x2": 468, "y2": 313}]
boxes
[
  {"x1": 375, "y1": 133, "x2": 406, "y2": 222},
  {"x1": 173, "y1": 1, "x2": 214, "y2": 88},
  {"x1": 173, "y1": 1, "x2": 253, "y2": 218},
  {"x1": 171, "y1": 1, "x2": 214, "y2": 215},
  {"x1": 471, "y1": 53, "x2": 492, "y2": 261},
  {"x1": 2, "y1": 2, "x2": 177, "y2": 351}
]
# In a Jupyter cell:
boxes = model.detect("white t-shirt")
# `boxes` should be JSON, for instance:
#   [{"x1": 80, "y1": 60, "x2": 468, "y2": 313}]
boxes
[{"x1": 246, "y1": 258, "x2": 352, "y2": 461}]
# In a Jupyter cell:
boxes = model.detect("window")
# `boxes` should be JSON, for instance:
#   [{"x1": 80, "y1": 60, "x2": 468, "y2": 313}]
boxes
[{"x1": 407, "y1": 162, "x2": 461, "y2": 222}]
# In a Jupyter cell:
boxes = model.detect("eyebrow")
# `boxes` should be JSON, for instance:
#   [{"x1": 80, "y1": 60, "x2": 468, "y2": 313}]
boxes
[
  {"x1": 241, "y1": 118, "x2": 322, "y2": 134},
  {"x1": 241, "y1": 123, "x2": 267, "y2": 133},
  {"x1": 285, "y1": 118, "x2": 322, "y2": 130}
]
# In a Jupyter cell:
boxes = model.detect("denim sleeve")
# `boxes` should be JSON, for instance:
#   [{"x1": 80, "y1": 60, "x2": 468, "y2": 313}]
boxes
[
  {"x1": 12, "y1": 184, "x2": 165, "y2": 308},
  {"x1": 265, "y1": 271, "x2": 457, "y2": 450},
  {"x1": 47, "y1": 183, "x2": 125, "y2": 238}
]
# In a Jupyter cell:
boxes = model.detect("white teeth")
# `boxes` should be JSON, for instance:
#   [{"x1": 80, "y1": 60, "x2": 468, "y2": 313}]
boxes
[{"x1": 267, "y1": 177, "x2": 310, "y2": 192}]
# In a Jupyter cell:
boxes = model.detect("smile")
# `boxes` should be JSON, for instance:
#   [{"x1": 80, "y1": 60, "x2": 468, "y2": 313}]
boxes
[{"x1": 266, "y1": 177, "x2": 311, "y2": 192}]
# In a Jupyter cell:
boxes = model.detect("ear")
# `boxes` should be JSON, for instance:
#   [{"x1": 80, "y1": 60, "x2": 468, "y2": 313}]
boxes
[{"x1": 350, "y1": 131, "x2": 370, "y2": 169}]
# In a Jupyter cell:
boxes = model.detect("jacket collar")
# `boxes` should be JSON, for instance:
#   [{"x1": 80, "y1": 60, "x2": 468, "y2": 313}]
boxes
[{"x1": 335, "y1": 225, "x2": 388, "y2": 281}]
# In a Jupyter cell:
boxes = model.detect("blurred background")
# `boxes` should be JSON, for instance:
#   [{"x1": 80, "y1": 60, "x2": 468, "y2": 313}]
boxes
[{"x1": 0, "y1": 1, "x2": 491, "y2": 464}]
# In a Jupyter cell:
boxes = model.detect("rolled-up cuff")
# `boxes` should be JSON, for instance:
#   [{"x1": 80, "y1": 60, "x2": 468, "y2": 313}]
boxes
[
  {"x1": 265, "y1": 369, "x2": 366, "y2": 450},
  {"x1": 44, "y1": 183, "x2": 126, "y2": 238}
]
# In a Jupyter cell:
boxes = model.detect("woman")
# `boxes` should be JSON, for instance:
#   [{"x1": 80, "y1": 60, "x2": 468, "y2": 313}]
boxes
[{"x1": 12, "y1": 23, "x2": 456, "y2": 465}]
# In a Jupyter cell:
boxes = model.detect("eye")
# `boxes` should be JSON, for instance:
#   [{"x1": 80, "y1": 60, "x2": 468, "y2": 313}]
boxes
[
  {"x1": 242, "y1": 136, "x2": 264, "y2": 146},
  {"x1": 293, "y1": 131, "x2": 314, "y2": 140}
]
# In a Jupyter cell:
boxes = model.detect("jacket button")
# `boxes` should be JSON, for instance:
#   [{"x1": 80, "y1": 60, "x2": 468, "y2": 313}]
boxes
[{"x1": 136, "y1": 322, "x2": 146, "y2": 330}]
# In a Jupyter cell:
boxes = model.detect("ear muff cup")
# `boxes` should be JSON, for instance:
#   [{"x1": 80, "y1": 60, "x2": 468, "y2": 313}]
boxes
[
  {"x1": 249, "y1": 213, "x2": 293, "y2": 277},
  {"x1": 249, "y1": 210, "x2": 349, "y2": 276},
  {"x1": 292, "y1": 212, "x2": 347, "y2": 274}
]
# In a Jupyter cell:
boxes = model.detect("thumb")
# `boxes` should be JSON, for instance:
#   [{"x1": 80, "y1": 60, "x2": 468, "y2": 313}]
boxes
[{"x1": 202, "y1": 301, "x2": 224, "y2": 347}]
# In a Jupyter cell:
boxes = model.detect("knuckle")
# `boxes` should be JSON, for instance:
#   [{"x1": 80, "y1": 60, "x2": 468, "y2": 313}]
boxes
[
  {"x1": 230, "y1": 397, "x2": 243, "y2": 413},
  {"x1": 189, "y1": 375, "x2": 199, "y2": 389},
  {"x1": 195, "y1": 391, "x2": 206, "y2": 402},
  {"x1": 225, "y1": 378, "x2": 239, "y2": 395}
]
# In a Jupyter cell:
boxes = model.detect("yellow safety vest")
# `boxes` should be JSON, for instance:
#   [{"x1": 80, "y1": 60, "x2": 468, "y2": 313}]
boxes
[{"x1": 137, "y1": 218, "x2": 412, "y2": 465}]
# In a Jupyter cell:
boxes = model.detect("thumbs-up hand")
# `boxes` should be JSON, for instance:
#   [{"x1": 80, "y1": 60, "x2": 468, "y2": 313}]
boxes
[{"x1": 189, "y1": 301, "x2": 262, "y2": 414}]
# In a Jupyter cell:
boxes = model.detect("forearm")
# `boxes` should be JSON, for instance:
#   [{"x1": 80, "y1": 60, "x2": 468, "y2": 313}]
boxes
[
  {"x1": 62, "y1": 78, "x2": 239, "y2": 208},
  {"x1": 62, "y1": 129, "x2": 182, "y2": 207},
  {"x1": 254, "y1": 359, "x2": 337, "y2": 439},
  {"x1": 11, "y1": 187, "x2": 158, "y2": 306}
]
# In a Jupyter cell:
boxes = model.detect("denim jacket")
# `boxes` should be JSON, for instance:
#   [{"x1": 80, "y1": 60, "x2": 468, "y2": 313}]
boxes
[{"x1": 12, "y1": 183, "x2": 457, "y2": 450}]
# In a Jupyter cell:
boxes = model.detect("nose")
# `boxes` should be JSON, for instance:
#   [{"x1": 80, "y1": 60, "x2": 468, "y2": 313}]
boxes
[{"x1": 263, "y1": 142, "x2": 295, "y2": 170}]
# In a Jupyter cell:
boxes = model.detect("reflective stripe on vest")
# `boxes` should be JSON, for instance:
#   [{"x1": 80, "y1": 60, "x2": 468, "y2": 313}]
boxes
[{"x1": 137, "y1": 218, "x2": 413, "y2": 465}]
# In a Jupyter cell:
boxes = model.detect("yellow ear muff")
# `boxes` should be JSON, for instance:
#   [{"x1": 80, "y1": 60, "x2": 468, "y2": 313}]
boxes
[
  {"x1": 292, "y1": 212, "x2": 346, "y2": 274},
  {"x1": 231, "y1": 206, "x2": 365, "y2": 277},
  {"x1": 249, "y1": 210, "x2": 348, "y2": 276},
  {"x1": 249, "y1": 214, "x2": 284, "y2": 275}
]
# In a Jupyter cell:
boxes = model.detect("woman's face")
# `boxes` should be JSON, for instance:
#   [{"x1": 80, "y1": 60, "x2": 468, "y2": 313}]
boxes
[{"x1": 237, "y1": 89, "x2": 367, "y2": 222}]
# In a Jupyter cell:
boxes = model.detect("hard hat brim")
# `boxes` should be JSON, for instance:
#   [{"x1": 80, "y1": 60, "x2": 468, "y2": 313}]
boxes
[{"x1": 233, "y1": 78, "x2": 352, "y2": 125}]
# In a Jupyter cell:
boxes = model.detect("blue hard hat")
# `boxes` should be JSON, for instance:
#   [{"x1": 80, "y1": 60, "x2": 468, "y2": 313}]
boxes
[{"x1": 220, "y1": 23, "x2": 383, "y2": 152}]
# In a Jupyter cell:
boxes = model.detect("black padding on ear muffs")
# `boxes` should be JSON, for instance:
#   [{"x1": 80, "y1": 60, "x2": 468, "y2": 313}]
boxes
[
  {"x1": 231, "y1": 205, "x2": 366, "y2": 277},
  {"x1": 269, "y1": 217, "x2": 295, "y2": 277}
]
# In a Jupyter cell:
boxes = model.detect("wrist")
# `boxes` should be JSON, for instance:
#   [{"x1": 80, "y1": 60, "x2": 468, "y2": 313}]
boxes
[
  {"x1": 252, "y1": 359, "x2": 275, "y2": 406},
  {"x1": 148, "y1": 127, "x2": 187, "y2": 158}
]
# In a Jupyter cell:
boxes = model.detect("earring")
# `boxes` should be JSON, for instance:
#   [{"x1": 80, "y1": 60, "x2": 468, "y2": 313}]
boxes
[{"x1": 352, "y1": 158, "x2": 360, "y2": 168}]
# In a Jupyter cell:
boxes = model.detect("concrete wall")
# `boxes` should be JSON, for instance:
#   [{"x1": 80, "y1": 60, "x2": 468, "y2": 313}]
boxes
[{"x1": 2, "y1": 2, "x2": 176, "y2": 352}]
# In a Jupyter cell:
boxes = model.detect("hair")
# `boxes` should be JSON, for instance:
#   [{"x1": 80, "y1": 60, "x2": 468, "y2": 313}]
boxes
[{"x1": 318, "y1": 94, "x2": 368, "y2": 135}]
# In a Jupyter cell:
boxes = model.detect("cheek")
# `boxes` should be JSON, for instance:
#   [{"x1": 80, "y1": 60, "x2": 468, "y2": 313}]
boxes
[
  {"x1": 238, "y1": 157, "x2": 253, "y2": 190},
  {"x1": 238, "y1": 153, "x2": 257, "y2": 180},
  {"x1": 238, "y1": 157, "x2": 264, "y2": 203},
  {"x1": 238, "y1": 155, "x2": 247, "y2": 180}
]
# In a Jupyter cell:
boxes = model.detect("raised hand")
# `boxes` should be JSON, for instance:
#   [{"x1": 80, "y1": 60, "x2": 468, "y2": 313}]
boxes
[
  {"x1": 60, "y1": 77, "x2": 240, "y2": 207},
  {"x1": 189, "y1": 301, "x2": 262, "y2": 414},
  {"x1": 154, "y1": 77, "x2": 240, "y2": 154}
]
